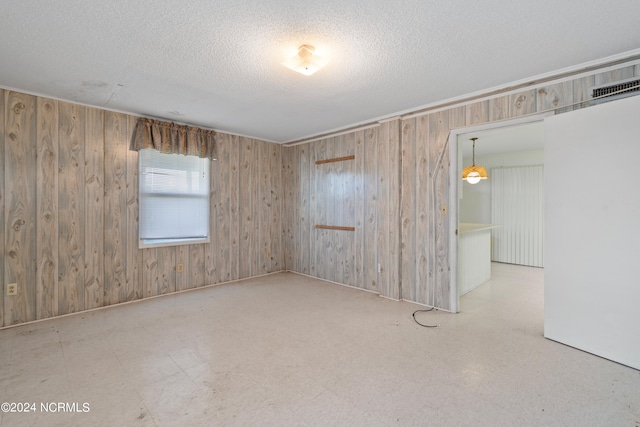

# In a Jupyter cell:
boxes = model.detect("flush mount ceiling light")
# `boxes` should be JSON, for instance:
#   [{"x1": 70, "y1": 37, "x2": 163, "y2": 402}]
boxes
[
  {"x1": 282, "y1": 44, "x2": 328, "y2": 76},
  {"x1": 462, "y1": 137, "x2": 488, "y2": 184}
]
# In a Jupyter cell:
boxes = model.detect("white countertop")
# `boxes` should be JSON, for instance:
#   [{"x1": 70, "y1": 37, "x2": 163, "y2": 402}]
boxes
[{"x1": 459, "y1": 223, "x2": 501, "y2": 234}]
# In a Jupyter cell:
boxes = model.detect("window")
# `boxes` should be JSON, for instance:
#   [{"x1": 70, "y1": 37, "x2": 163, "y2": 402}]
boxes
[{"x1": 139, "y1": 149, "x2": 210, "y2": 248}]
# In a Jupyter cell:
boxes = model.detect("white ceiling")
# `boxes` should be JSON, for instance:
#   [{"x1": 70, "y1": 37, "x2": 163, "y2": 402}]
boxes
[{"x1": 1, "y1": 1, "x2": 639, "y2": 143}]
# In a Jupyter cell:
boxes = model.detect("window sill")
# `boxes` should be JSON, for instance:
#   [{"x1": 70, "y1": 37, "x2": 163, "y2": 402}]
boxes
[{"x1": 138, "y1": 237, "x2": 210, "y2": 249}]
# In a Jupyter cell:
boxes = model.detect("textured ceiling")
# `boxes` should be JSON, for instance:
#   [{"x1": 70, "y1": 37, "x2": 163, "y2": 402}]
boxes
[{"x1": 1, "y1": 1, "x2": 639, "y2": 143}]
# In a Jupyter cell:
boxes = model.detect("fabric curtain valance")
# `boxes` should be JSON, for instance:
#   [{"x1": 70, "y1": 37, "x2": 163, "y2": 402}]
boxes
[{"x1": 132, "y1": 118, "x2": 217, "y2": 159}]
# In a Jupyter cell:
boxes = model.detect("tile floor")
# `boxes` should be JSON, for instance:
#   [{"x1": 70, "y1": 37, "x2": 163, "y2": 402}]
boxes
[{"x1": 0, "y1": 263, "x2": 639, "y2": 426}]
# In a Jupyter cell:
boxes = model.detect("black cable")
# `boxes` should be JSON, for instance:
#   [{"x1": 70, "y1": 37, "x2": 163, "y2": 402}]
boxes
[{"x1": 412, "y1": 307, "x2": 440, "y2": 328}]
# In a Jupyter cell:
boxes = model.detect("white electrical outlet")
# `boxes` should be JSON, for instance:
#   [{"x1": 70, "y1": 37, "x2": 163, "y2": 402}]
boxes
[{"x1": 6, "y1": 283, "x2": 17, "y2": 296}]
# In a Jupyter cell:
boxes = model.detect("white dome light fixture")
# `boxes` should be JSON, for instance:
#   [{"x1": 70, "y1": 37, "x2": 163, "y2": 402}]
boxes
[
  {"x1": 283, "y1": 44, "x2": 328, "y2": 76},
  {"x1": 462, "y1": 137, "x2": 488, "y2": 184}
]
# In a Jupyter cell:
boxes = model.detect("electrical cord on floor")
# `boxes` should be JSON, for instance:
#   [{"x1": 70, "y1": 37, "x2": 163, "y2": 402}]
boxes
[{"x1": 412, "y1": 307, "x2": 440, "y2": 328}]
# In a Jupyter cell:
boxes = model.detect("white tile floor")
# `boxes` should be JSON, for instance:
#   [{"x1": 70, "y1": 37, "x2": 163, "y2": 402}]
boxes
[{"x1": 1, "y1": 263, "x2": 639, "y2": 426}]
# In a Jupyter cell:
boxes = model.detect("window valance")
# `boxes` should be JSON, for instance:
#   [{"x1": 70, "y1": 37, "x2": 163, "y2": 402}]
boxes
[{"x1": 132, "y1": 118, "x2": 217, "y2": 159}]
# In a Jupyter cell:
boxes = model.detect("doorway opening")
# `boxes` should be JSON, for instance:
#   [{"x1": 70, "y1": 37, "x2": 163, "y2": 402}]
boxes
[{"x1": 447, "y1": 113, "x2": 550, "y2": 313}]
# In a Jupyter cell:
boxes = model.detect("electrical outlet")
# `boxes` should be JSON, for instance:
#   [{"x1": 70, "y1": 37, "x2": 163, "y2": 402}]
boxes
[
  {"x1": 176, "y1": 263, "x2": 184, "y2": 273},
  {"x1": 6, "y1": 283, "x2": 17, "y2": 296}
]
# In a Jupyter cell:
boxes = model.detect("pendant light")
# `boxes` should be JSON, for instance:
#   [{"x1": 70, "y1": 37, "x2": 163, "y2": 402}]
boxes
[{"x1": 462, "y1": 137, "x2": 488, "y2": 184}]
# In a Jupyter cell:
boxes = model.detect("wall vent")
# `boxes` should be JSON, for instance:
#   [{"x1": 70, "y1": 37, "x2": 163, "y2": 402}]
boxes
[{"x1": 590, "y1": 77, "x2": 640, "y2": 104}]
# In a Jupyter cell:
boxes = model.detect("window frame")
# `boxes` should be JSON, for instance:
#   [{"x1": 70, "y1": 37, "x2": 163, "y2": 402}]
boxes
[{"x1": 138, "y1": 148, "x2": 211, "y2": 249}]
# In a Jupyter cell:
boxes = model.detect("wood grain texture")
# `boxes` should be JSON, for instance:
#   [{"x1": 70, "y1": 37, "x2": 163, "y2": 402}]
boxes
[
  {"x1": 84, "y1": 108, "x2": 104, "y2": 309},
  {"x1": 4, "y1": 91, "x2": 37, "y2": 325},
  {"x1": 415, "y1": 116, "x2": 429, "y2": 304},
  {"x1": 537, "y1": 82, "x2": 573, "y2": 112},
  {"x1": 489, "y1": 97, "x2": 510, "y2": 122},
  {"x1": 157, "y1": 246, "x2": 175, "y2": 294},
  {"x1": 239, "y1": 137, "x2": 254, "y2": 278},
  {"x1": 510, "y1": 90, "x2": 537, "y2": 117},
  {"x1": 175, "y1": 245, "x2": 190, "y2": 292},
  {"x1": 259, "y1": 140, "x2": 270, "y2": 275},
  {"x1": 103, "y1": 111, "x2": 128, "y2": 305},
  {"x1": 466, "y1": 101, "x2": 489, "y2": 126},
  {"x1": 206, "y1": 155, "x2": 218, "y2": 285},
  {"x1": 363, "y1": 129, "x2": 378, "y2": 292},
  {"x1": 0, "y1": 90, "x2": 4, "y2": 326},
  {"x1": 214, "y1": 133, "x2": 230, "y2": 283},
  {"x1": 36, "y1": 97, "x2": 59, "y2": 320},
  {"x1": 58, "y1": 101, "x2": 85, "y2": 315},
  {"x1": 229, "y1": 135, "x2": 240, "y2": 281},
  {"x1": 314, "y1": 155, "x2": 355, "y2": 165},
  {"x1": 299, "y1": 145, "x2": 310, "y2": 274},
  {"x1": 142, "y1": 248, "x2": 158, "y2": 297},
  {"x1": 126, "y1": 115, "x2": 141, "y2": 301},
  {"x1": 353, "y1": 130, "x2": 364, "y2": 287},
  {"x1": 400, "y1": 120, "x2": 416, "y2": 301},
  {"x1": 315, "y1": 225, "x2": 355, "y2": 231},
  {"x1": 594, "y1": 66, "x2": 634, "y2": 86},
  {"x1": 270, "y1": 142, "x2": 282, "y2": 272},
  {"x1": 377, "y1": 122, "x2": 390, "y2": 297},
  {"x1": 429, "y1": 111, "x2": 450, "y2": 308}
]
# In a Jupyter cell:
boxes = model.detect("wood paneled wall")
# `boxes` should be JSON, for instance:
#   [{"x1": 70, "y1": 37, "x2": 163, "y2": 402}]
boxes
[
  {"x1": 283, "y1": 63, "x2": 640, "y2": 309},
  {"x1": 283, "y1": 120, "x2": 402, "y2": 299},
  {"x1": 1, "y1": 90, "x2": 282, "y2": 327}
]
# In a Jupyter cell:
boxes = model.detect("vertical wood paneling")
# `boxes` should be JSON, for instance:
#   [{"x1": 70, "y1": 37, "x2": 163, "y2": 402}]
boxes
[
  {"x1": 229, "y1": 135, "x2": 240, "y2": 281},
  {"x1": 400, "y1": 120, "x2": 416, "y2": 301},
  {"x1": 4, "y1": 92, "x2": 37, "y2": 325},
  {"x1": 206, "y1": 156, "x2": 218, "y2": 285},
  {"x1": 323, "y1": 137, "x2": 335, "y2": 282},
  {"x1": 84, "y1": 108, "x2": 104, "y2": 310},
  {"x1": 510, "y1": 90, "x2": 536, "y2": 117},
  {"x1": 537, "y1": 82, "x2": 573, "y2": 112},
  {"x1": 299, "y1": 145, "x2": 310, "y2": 275},
  {"x1": 103, "y1": 112, "x2": 128, "y2": 305},
  {"x1": 157, "y1": 247, "x2": 176, "y2": 294},
  {"x1": 36, "y1": 97, "x2": 59, "y2": 319},
  {"x1": 0, "y1": 89, "x2": 4, "y2": 326},
  {"x1": 377, "y1": 123, "x2": 390, "y2": 296},
  {"x1": 58, "y1": 102, "x2": 85, "y2": 315},
  {"x1": 312, "y1": 139, "x2": 324, "y2": 278},
  {"x1": 489, "y1": 97, "x2": 509, "y2": 122},
  {"x1": 175, "y1": 245, "x2": 190, "y2": 292},
  {"x1": 143, "y1": 248, "x2": 158, "y2": 297},
  {"x1": 354, "y1": 130, "x2": 365, "y2": 286},
  {"x1": 343, "y1": 133, "x2": 356, "y2": 287},
  {"x1": 594, "y1": 66, "x2": 634, "y2": 86},
  {"x1": 573, "y1": 75, "x2": 595, "y2": 106},
  {"x1": 259, "y1": 140, "x2": 270, "y2": 274},
  {"x1": 239, "y1": 137, "x2": 254, "y2": 278},
  {"x1": 270, "y1": 143, "x2": 281, "y2": 272},
  {"x1": 388, "y1": 119, "x2": 401, "y2": 300},
  {"x1": 363, "y1": 129, "x2": 378, "y2": 292},
  {"x1": 282, "y1": 146, "x2": 294, "y2": 270},
  {"x1": 215, "y1": 133, "x2": 230, "y2": 283},
  {"x1": 415, "y1": 116, "x2": 429, "y2": 304},
  {"x1": 190, "y1": 244, "x2": 206, "y2": 288},
  {"x1": 429, "y1": 111, "x2": 450, "y2": 308},
  {"x1": 126, "y1": 115, "x2": 141, "y2": 301},
  {"x1": 466, "y1": 101, "x2": 489, "y2": 126}
]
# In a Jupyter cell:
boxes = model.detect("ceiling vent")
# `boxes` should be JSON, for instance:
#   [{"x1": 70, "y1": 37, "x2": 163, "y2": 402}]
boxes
[{"x1": 590, "y1": 77, "x2": 640, "y2": 104}]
